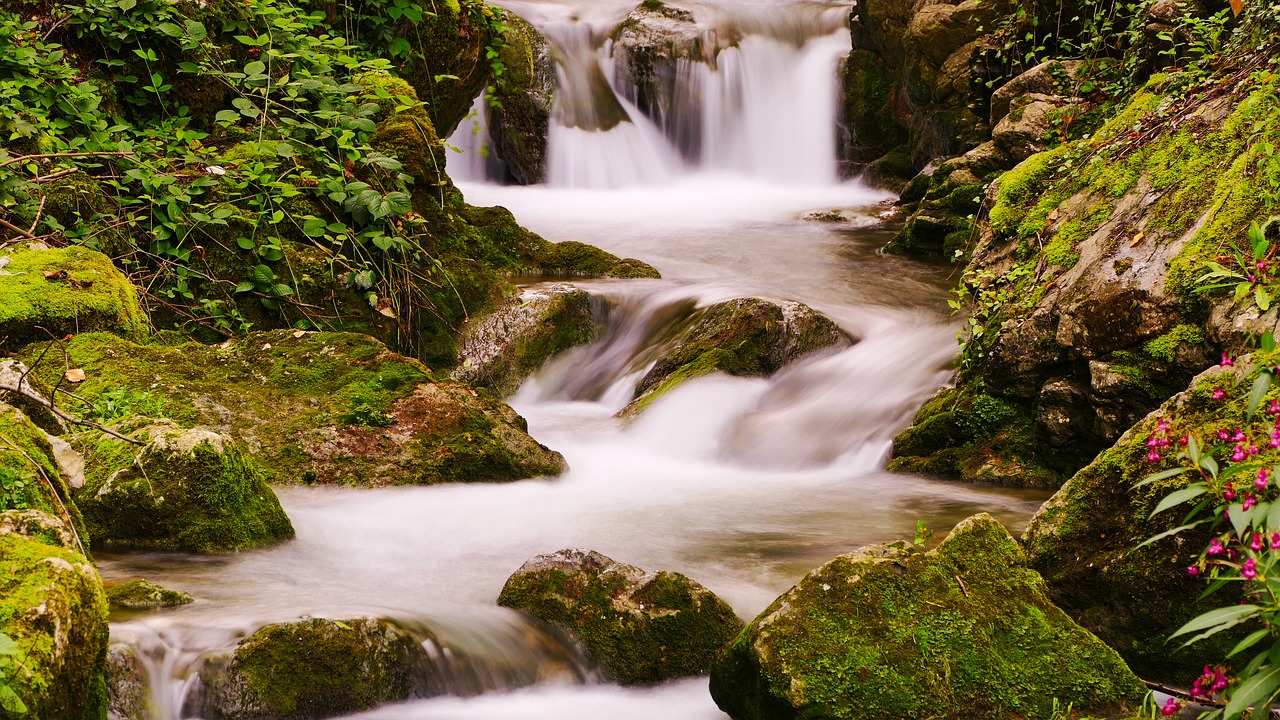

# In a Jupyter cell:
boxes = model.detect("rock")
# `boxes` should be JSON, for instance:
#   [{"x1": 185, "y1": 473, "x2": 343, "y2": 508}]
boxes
[
  {"x1": 0, "y1": 360, "x2": 65, "y2": 434},
  {"x1": 611, "y1": 0, "x2": 712, "y2": 136},
  {"x1": 105, "y1": 579, "x2": 194, "y2": 609},
  {"x1": 23, "y1": 330, "x2": 567, "y2": 487},
  {"x1": 991, "y1": 93, "x2": 1065, "y2": 162},
  {"x1": 76, "y1": 422, "x2": 294, "y2": 553},
  {"x1": 105, "y1": 644, "x2": 147, "y2": 720},
  {"x1": 452, "y1": 284, "x2": 603, "y2": 395},
  {"x1": 0, "y1": 530, "x2": 110, "y2": 720},
  {"x1": 989, "y1": 59, "x2": 1084, "y2": 125},
  {"x1": 0, "y1": 402, "x2": 87, "y2": 544},
  {"x1": 488, "y1": 13, "x2": 556, "y2": 184},
  {"x1": 1023, "y1": 361, "x2": 1252, "y2": 678},
  {"x1": 0, "y1": 245, "x2": 148, "y2": 354},
  {"x1": 497, "y1": 549, "x2": 743, "y2": 685},
  {"x1": 841, "y1": 49, "x2": 910, "y2": 175},
  {"x1": 626, "y1": 298, "x2": 850, "y2": 415},
  {"x1": 709, "y1": 514, "x2": 1145, "y2": 720},
  {"x1": 398, "y1": 0, "x2": 503, "y2": 137},
  {"x1": 0, "y1": 510, "x2": 79, "y2": 552},
  {"x1": 201, "y1": 618, "x2": 432, "y2": 720}
]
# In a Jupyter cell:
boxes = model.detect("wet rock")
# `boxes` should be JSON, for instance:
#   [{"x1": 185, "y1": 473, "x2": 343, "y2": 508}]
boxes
[
  {"x1": 0, "y1": 530, "x2": 110, "y2": 720},
  {"x1": 1023, "y1": 361, "x2": 1254, "y2": 678},
  {"x1": 612, "y1": 0, "x2": 712, "y2": 134},
  {"x1": 710, "y1": 514, "x2": 1145, "y2": 720},
  {"x1": 989, "y1": 60, "x2": 1083, "y2": 126},
  {"x1": 77, "y1": 422, "x2": 294, "y2": 553},
  {"x1": 452, "y1": 284, "x2": 603, "y2": 396},
  {"x1": 497, "y1": 549, "x2": 743, "y2": 685},
  {"x1": 106, "y1": 579, "x2": 194, "y2": 609},
  {"x1": 201, "y1": 618, "x2": 431, "y2": 720},
  {"x1": 22, "y1": 331, "x2": 567, "y2": 488},
  {"x1": 0, "y1": 245, "x2": 148, "y2": 354},
  {"x1": 106, "y1": 644, "x2": 147, "y2": 720},
  {"x1": 0, "y1": 359, "x2": 65, "y2": 435},
  {"x1": 626, "y1": 298, "x2": 849, "y2": 415},
  {"x1": 488, "y1": 14, "x2": 556, "y2": 184}
]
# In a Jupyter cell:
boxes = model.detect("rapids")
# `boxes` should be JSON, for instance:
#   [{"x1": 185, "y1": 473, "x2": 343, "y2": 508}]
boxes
[{"x1": 98, "y1": 1, "x2": 1053, "y2": 717}]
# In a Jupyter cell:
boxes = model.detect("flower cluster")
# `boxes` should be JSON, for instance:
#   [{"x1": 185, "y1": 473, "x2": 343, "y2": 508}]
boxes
[
  {"x1": 1162, "y1": 696, "x2": 1182, "y2": 716},
  {"x1": 1191, "y1": 665, "x2": 1231, "y2": 701}
]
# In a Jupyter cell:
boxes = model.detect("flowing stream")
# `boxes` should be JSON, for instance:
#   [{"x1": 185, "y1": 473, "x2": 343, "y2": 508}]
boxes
[{"x1": 98, "y1": 1, "x2": 1054, "y2": 718}]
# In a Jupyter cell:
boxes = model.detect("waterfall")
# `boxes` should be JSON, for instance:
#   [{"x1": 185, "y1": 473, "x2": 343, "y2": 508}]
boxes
[{"x1": 451, "y1": 0, "x2": 854, "y2": 188}]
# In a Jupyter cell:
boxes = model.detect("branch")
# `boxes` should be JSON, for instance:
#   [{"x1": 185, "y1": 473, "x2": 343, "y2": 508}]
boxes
[
  {"x1": 0, "y1": 151, "x2": 136, "y2": 169},
  {"x1": 0, "y1": 383, "x2": 143, "y2": 445},
  {"x1": 0, "y1": 216, "x2": 35, "y2": 240}
]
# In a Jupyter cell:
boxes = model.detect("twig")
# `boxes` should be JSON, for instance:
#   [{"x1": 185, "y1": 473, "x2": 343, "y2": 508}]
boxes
[
  {"x1": 955, "y1": 575, "x2": 969, "y2": 598},
  {"x1": 0, "y1": 216, "x2": 35, "y2": 240},
  {"x1": 26, "y1": 196, "x2": 46, "y2": 236},
  {"x1": 0, "y1": 151, "x2": 135, "y2": 169},
  {"x1": 0, "y1": 383, "x2": 143, "y2": 445},
  {"x1": 1142, "y1": 679, "x2": 1226, "y2": 709},
  {"x1": 33, "y1": 168, "x2": 77, "y2": 184}
]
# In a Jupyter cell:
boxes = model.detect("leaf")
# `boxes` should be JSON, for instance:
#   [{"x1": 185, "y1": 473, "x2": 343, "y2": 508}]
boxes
[
  {"x1": 1169, "y1": 604, "x2": 1262, "y2": 640},
  {"x1": 1230, "y1": 0, "x2": 1244, "y2": 14},
  {"x1": 1224, "y1": 662, "x2": 1280, "y2": 718},
  {"x1": 1264, "y1": 331, "x2": 1277, "y2": 352},
  {"x1": 244, "y1": 61, "x2": 266, "y2": 76},
  {"x1": 1229, "y1": 629, "x2": 1272, "y2": 658},
  {"x1": 236, "y1": 237, "x2": 256, "y2": 250},
  {"x1": 64, "y1": 368, "x2": 86, "y2": 383},
  {"x1": 258, "y1": 247, "x2": 284, "y2": 262},
  {"x1": 1231, "y1": 500, "x2": 1250, "y2": 539},
  {"x1": 1134, "y1": 466, "x2": 1190, "y2": 488},
  {"x1": 1248, "y1": 371, "x2": 1275, "y2": 423},
  {"x1": 1267, "y1": 498, "x2": 1280, "y2": 532},
  {"x1": 272, "y1": 283, "x2": 294, "y2": 297},
  {"x1": 1135, "y1": 518, "x2": 1212, "y2": 549},
  {"x1": 253, "y1": 264, "x2": 273, "y2": 286},
  {"x1": 184, "y1": 20, "x2": 207, "y2": 40},
  {"x1": 1130, "y1": 230, "x2": 1145, "y2": 247},
  {"x1": 235, "y1": 281, "x2": 256, "y2": 293},
  {"x1": 1258, "y1": 286, "x2": 1273, "y2": 312},
  {"x1": 302, "y1": 217, "x2": 328, "y2": 237},
  {"x1": 384, "y1": 191, "x2": 411, "y2": 215},
  {"x1": 1150, "y1": 485, "x2": 1207, "y2": 517},
  {"x1": 155, "y1": 22, "x2": 183, "y2": 37}
]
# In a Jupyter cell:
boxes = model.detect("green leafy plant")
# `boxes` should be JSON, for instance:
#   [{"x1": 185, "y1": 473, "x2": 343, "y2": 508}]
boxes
[
  {"x1": 0, "y1": 632, "x2": 27, "y2": 714},
  {"x1": 0, "y1": 466, "x2": 32, "y2": 511},
  {"x1": 1197, "y1": 218, "x2": 1280, "y2": 312},
  {"x1": 84, "y1": 386, "x2": 166, "y2": 423}
]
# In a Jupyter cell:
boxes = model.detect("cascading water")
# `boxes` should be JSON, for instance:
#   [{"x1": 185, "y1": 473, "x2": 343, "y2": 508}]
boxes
[{"x1": 101, "y1": 2, "x2": 1055, "y2": 719}]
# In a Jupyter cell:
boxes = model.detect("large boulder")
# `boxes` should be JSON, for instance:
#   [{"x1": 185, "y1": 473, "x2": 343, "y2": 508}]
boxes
[
  {"x1": 77, "y1": 422, "x2": 294, "y2": 553},
  {"x1": 200, "y1": 618, "x2": 432, "y2": 720},
  {"x1": 626, "y1": 298, "x2": 850, "y2": 415},
  {"x1": 0, "y1": 529, "x2": 110, "y2": 720},
  {"x1": 497, "y1": 549, "x2": 743, "y2": 685},
  {"x1": 22, "y1": 330, "x2": 567, "y2": 487},
  {"x1": 710, "y1": 514, "x2": 1145, "y2": 720},
  {"x1": 0, "y1": 245, "x2": 147, "y2": 353},
  {"x1": 451, "y1": 284, "x2": 603, "y2": 395},
  {"x1": 1023, "y1": 360, "x2": 1256, "y2": 678}
]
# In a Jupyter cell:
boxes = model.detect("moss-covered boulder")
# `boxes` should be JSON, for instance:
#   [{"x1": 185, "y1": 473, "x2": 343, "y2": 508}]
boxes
[
  {"x1": 1023, "y1": 360, "x2": 1259, "y2": 679},
  {"x1": 0, "y1": 245, "x2": 147, "y2": 353},
  {"x1": 709, "y1": 514, "x2": 1145, "y2": 720},
  {"x1": 23, "y1": 330, "x2": 566, "y2": 487},
  {"x1": 452, "y1": 284, "x2": 603, "y2": 395},
  {"x1": 77, "y1": 422, "x2": 293, "y2": 553},
  {"x1": 497, "y1": 549, "x2": 743, "y2": 686},
  {"x1": 105, "y1": 579, "x2": 194, "y2": 609},
  {"x1": 625, "y1": 298, "x2": 849, "y2": 415},
  {"x1": 487, "y1": 13, "x2": 556, "y2": 184},
  {"x1": 201, "y1": 617, "x2": 432, "y2": 720},
  {"x1": 0, "y1": 402, "x2": 87, "y2": 544},
  {"x1": 0, "y1": 530, "x2": 109, "y2": 720}
]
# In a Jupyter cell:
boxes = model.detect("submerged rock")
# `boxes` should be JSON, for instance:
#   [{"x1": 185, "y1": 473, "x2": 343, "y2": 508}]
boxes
[
  {"x1": 0, "y1": 245, "x2": 148, "y2": 353},
  {"x1": 201, "y1": 618, "x2": 428, "y2": 720},
  {"x1": 626, "y1": 298, "x2": 850, "y2": 415},
  {"x1": 77, "y1": 422, "x2": 294, "y2": 553},
  {"x1": 0, "y1": 530, "x2": 110, "y2": 720},
  {"x1": 452, "y1": 284, "x2": 603, "y2": 395},
  {"x1": 22, "y1": 330, "x2": 566, "y2": 487},
  {"x1": 710, "y1": 514, "x2": 1144, "y2": 720},
  {"x1": 497, "y1": 549, "x2": 743, "y2": 685},
  {"x1": 105, "y1": 579, "x2": 194, "y2": 609}
]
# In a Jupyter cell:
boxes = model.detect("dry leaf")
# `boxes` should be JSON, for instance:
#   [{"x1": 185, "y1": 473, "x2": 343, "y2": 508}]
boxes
[
  {"x1": 292, "y1": 330, "x2": 306, "y2": 338},
  {"x1": 64, "y1": 368, "x2": 86, "y2": 383},
  {"x1": 377, "y1": 306, "x2": 398, "y2": 319},
  {"x1": 1130, "y1": 231, "x2": 1146, "y2": 247},
  {"x1": 262, "y1": 343, "x2": 272, "y2": 350},
  {"x1": 1230, "y1": 0, "x2": 1244, "y2": 16},
  {"x1": 1048, "y1": 209, "x2": 1060, "y2": 222},
  {"x1": 43, "y1": 269, "x2": 68, "y2": 281}
]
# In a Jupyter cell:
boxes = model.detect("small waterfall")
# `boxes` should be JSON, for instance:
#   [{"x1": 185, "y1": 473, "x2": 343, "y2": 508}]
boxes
[
  {"x1": 446, "y1": 97, "x2": 507, "y2": 183},
  {"x1": 453, "y1": 0, "x2": 854, "y2": 187}
]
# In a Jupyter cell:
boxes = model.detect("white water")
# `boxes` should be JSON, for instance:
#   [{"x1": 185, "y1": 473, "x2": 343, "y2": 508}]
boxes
[{"x1": 100, "y1": 2, "x2": 1054, "y2": 719}]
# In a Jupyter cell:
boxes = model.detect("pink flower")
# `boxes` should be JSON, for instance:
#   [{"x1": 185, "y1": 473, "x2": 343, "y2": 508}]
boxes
[
  {"x1": 1147, "y1": 450, "x2": 1162, "y2": 463},
  {"x1": 1222, "y1": 352, "x2": 1235, "y2": 367},
  {"x1": 1188, "y1": 565, "x2": 1200, "y2": 576},
  {"x1": 1162, "y1": 698, "x2": 1181, "y2": 716},
  {"x1": 1224, "y1": 485, "x2": 1237, "y2": 501},
  {"x1": 1212, "y1": 387, "x2": 1227, "y2": 400},
  {"x1": 1251, "y1": 533, "x2": 1264, "y2": 551},
  {"x1": 1249, "y1": 274, "x2": 1258, "y2": 283},
  {"x1": 1209, "y1": 538, "x2": 1226, "y2": 555},
  {"x1": 1244, "y1": 557, "x2": 1258, "y2": 580},
  {"x1": 1257, "y1": 469, "x2": 1270, "y2": 490},
  {"x1": 1243, "y1": 494, "x2": 1257, "y2": 511},
  {"x1": 1232, "y1": 445, "x2": 1248, "y2": 462},
  {"x1": 1269, "y1": 400, "x2": 1280, "y2": 415},
  {"x1": 1270, "y1": 532, "x2": 1280, "y2": 550},
  {"x1": 1234, "y1": 430, "x2": 1248, "y2": 442}
]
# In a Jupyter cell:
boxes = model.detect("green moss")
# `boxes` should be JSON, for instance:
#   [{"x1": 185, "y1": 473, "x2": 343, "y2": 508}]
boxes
[
  {"x1": 0, "y1": 245, "x2": 148, "y2": 352},
  {"x1": 0, "y1": 532, "x2": 109, "y2": 720},
  {"x1": 1044, "y1": 200, "x2": 1112, "y2": 269},
  {"x1": 105, "y1": 579, "x2": 194, "y2": 608},
  {"x1": 0, "y1": 403, "x2": 87, "y2": 544},
  {"x1": 1144, "y1": 324, "x2": 1206, "y2": 363},
  {"x1": 710, "y1": 514, "x2": 1144, "y2": 720}
]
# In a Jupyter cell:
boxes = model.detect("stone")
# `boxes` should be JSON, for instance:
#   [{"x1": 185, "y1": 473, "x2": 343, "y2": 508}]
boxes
[
  {"x1": 0, "y1": 401, "x2": 87, "y2": 544},
  {"x1": 105, "y1": 645, "x2": 147, "y2": 720},
  {"x1": 105, "y1": 579, "x2": 194, "y2": 609},
  {"x1": 452, "y1": 284, "x2": 603, "y2": 396},
  {"x1": 0, "y1": 530, "x2": 110, "y2": 720},
  {"x1": 0, "y1": 510, "x2": 78, "y2": 552},
  {"x1": 76, "y1": 421, "x2": 294, "y2": 553},
  {"x1": 497, "y1": 549, "x2": 743, "y2": 685},
  {"x1": 710, "y1": 514, "x2": 1145, "y2": 720},
  {"x1": 488, "y1": 14, "x2": 556, "y2": 184},
  {"x1": 992, "y1": 93, "x2": 1064, "y2": 162},
  {"x1": 989, "y1": 59, "x2": 1084, "y2": 125}
]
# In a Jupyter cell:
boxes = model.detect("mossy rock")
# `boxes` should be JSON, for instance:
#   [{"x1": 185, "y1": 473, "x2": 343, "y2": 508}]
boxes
[
  {"x1": 105, "y1": 579, "x2": 194, "y2": 609},
  {"x1": 488, "y1": 12, "x2": 556, "y2": 185},
  {"x1": 0, "y1": 531, "x2": 109, "y2": 720},
  {"x1": 21, "y1": 330, "x2": 565, "y2": 487},
  {"x1": 201, "y1": 617, "x2": 429, "y2": 720},
  {"x1": 1023, "y1": 360, "x2": 1263, "y2": 679},
  {"x1": 104, "y1": 645, "x2": 146, "y2": 720},
  {"x1": 624, "y1": 298, "x2": 848, "y2": 416},
  {"x1": 76, "y1": 422, "x2": 294, "y2": 553},
  {"x1": 452, "y1": 284, "x2": 603, "y2": 395},
  {"x1": 497, "y1": 549, "x2": 744, "y2": 685},
  {"x1": 398, "y1": 0, "x2": 503, "y2": 138},
  {"x1": 0, "y1": 402, "x2": 87, "y2": 544},
  {"x1": 0, "y1": 245, "x2": 147, "y2": 353},
  {"x1": 709, "y1": 514, "x2": 1145, "y2": 720}
]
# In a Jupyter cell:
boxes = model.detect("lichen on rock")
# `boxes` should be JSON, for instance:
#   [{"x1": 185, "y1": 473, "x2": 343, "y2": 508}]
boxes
[
  {"x1": 497, "y1": 548, "x2": 744, "y2": 685},
  {"x1": 709, "y1": 513, "x2": 1145, "y2": 720}
]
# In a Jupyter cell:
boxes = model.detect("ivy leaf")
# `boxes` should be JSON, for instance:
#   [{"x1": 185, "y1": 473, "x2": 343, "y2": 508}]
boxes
[
  {"x1": 215, "y1": 109, "x2": 240, "y2": 124},
  {"x1": 155, "y1": 22, "x2": 183, "y2": 37},
  {"x1": 272, "y1": 283, "x2": 294, "y2": 297},
  {"x1": 253, "y1": 264, "x2": 274, "y2": 286},
  {"x1": 384, "y1": 191, "x2": 411, "y2": 216},
  {"x1": 236, "y1": 237, "x2": 256, "y2": 250},
  {"x1": 184, "y1": 20, "x2": 207, "y2": 41}
]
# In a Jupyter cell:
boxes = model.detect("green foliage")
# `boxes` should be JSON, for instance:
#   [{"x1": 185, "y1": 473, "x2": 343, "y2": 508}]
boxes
[
  {"x1": 83, "y1": 386, "x2": 165, "y2": 423},
  {"x1": 0, "y1": 632, "x2": 28, "y2": 715},
  {"x1": 1196, "y1": 218, "x2": 1280, "y2": 313},
  {"x1": 0, "y1": 466, "x2": 33, "y2": 512}
]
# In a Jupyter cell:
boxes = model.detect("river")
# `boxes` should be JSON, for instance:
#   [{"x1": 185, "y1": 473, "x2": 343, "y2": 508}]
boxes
[{"x1": 97, "y1": 0, "x2": 1053, "y2": 717}]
